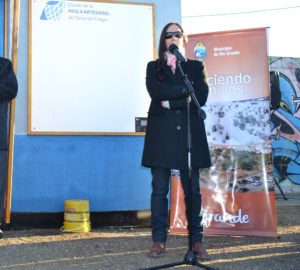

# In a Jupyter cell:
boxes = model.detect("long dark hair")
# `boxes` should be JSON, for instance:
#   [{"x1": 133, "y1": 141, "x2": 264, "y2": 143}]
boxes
[{"x1": 156, "y1": 22, "x2": 187, "y2": 80}]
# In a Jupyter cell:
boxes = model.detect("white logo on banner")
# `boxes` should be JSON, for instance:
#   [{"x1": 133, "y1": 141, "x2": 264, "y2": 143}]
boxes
[{"x1": 203, "y1": 208, "x2": 249, "y2": 227}]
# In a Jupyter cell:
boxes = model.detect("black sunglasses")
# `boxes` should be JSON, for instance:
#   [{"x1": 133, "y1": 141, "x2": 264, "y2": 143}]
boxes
[{"x1": 165, "y1": 31, "x2": 184, "y2": 39}]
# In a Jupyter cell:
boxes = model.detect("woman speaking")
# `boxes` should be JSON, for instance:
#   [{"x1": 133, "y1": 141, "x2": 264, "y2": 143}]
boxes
[{"x1": 142, "y1": 22, "x2": 211, "y2": 258}]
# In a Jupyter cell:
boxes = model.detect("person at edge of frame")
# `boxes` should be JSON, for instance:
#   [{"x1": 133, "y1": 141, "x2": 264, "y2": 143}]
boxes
[
  {"x1": 0, "y1": 57, "x2": 18, "y2": 239},
  {"x1": 141, "y1": 22, "x2": 211, "y2": 258}
]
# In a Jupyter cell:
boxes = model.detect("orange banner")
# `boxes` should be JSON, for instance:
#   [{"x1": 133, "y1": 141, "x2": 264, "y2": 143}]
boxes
[
  {"x1": 170, "y1": 176, "x2": 277, "y2": 237},
  {"x1": 185, "y1": 28, "x2": 269, "y2": 102},
  {"x1": 170, "y1": 28, "x2": 278, "y2": 238}
]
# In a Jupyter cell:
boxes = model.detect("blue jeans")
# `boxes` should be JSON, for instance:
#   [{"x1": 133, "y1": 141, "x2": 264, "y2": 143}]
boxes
[{"x1": 151, "y1": 167, "x2": 204, "y2": 243}]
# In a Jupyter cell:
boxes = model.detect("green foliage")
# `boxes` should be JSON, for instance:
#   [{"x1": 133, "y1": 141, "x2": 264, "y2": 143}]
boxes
[
  {"x1": 210, "y1": 147, "x2": 271, "y2": 171},
  {"x1": 269, "y1": 56, "x2": 280, "y2": 64}
]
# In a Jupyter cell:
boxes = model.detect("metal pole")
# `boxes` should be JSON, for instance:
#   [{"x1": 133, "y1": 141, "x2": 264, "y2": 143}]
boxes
[{"x1": 4, "y1": 0, "x2": 20, "y2": 224}]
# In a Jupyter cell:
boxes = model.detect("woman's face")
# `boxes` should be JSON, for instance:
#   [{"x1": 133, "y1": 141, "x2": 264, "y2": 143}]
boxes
[{"x1": 165, "y1": 24, "x2": 184, "y2": 51}]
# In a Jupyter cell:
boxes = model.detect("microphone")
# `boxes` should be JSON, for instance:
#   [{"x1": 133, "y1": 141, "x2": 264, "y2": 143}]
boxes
[{"x1": 169, "y1": 44, "x2": 187, "y2": 62}]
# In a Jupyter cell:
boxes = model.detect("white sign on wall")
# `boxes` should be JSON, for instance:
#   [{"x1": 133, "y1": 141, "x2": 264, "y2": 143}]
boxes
[{"x1": 29, "y1": 0, "x2": 155, "y2": 134}]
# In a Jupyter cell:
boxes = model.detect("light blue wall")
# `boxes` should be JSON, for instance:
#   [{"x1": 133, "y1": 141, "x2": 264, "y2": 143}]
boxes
[
  {"x1": 13, "y1": 0, "x2": 182, "y2": 213},
  {"x1": 13, "y1": 135, "x2": 148, "y2": 212}
]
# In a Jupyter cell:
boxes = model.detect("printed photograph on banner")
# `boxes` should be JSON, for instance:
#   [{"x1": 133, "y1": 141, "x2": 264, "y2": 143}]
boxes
[
  {"x1": 269, "y1": 57, "x2": 300, "y2": 186},
  {"x1": 200, "y1": 144, "x2": 274, "y2": 193},
  {"x1": 204, "y1": 97, "x2": 271, "y2": 146},
  {"x1": 199, "y1": 143, "x2": 276, "y2": 236},
  {"x1": 170, "y1": 142, "x2": 278, "y2": 238}
]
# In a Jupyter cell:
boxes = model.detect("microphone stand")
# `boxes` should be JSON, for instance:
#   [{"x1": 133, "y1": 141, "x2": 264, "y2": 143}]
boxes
[{"x1": 139, "y1": 61, "x2": 214, "y2": 270}]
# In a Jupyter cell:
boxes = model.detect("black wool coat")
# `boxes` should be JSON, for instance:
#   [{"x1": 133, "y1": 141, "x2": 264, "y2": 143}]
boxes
[
  {"x1": 142, "y1": 59, "x2": 211, "y2": 169},
  {"x1": 0, "y1": 58, "x2": 18, "y2": 150}
]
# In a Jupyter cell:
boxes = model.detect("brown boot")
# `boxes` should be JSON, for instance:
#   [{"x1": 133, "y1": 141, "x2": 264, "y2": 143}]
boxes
[
  {"x1": 192, "y1": 243, "x2": 209, "y2": 260},
  {"x1": 149, "y1": 242, "x2": 166, "y2": 257}
]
